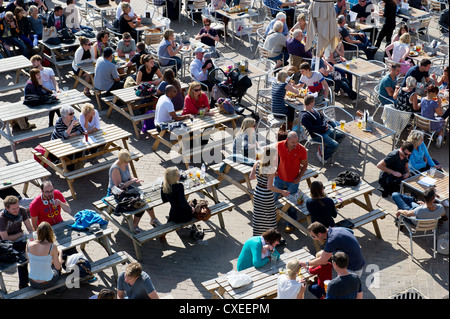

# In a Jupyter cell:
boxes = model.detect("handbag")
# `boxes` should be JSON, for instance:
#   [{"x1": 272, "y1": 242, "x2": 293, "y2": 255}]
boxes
[
  {"x1": 335, "y1": 219, "x2": 355, "y2": 229},
  {"x1": 189, "y1": 199, "x2": 212, "y2": 221},
  {"x1": 42, "y1": 26, "x2": 59, "y2": 43}
]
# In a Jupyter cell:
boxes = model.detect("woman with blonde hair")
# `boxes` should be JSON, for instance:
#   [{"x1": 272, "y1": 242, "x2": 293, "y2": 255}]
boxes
[
  {"x1": 161, "y1": 167, "x2": 194, "y2": 223},
  {"x1": 386, "y1": 33, "x2": 412, "y2": 74},
  {"x1": 26, "y1": 221, "x2": 63, "y2": 289},
  {"x1": 249, "y1": 146, "x2": 290, "y2": 236},
  {"x1": 406, "y1": 130, "x2": 441, "y2": 173},
  {"x1": 277, "y1": 258, "x2": 306, "y2": 299},
  {"x1": 80, "y1": 103, "x2": 100, "y2": 134},
  {"x1": 157, "y1": 28, "x2": 183, "y2": 72},
  {"x1": 107, "y1": 149, "x2": 161, "y2": 232},
  {"x1": 182, "y1": 81, "x2": 213, "y2": 116}
]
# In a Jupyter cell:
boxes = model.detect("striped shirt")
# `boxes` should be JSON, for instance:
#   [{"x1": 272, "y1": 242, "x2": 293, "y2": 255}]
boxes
[
  {"x1": 271, "y1": 82, "x2": 287, "y2": 116},
  {"x1": 51, "y1": 117, "x2": 84, "y2": 140}
]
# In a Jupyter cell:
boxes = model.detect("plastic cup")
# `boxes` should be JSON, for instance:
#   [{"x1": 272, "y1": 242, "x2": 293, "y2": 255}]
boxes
[
  {"x1": 340, "y1": 120, "x2": 346, "y2": 130},
  {"x1": 324, "y1": 280, "x2": 331, "y2": 292},
  {"x1": 429, "y1": 167, "x2": 436, "y2": 177}
]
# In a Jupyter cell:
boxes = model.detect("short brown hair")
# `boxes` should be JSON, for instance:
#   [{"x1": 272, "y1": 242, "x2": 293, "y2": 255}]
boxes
[
  {"x1": 30, "y1": 54, "x2": 42, "y2": 63},
  {"x1": 122, "y1": 32, "x2": 131, "y2": 39},
  {"x1": 125, "y1": 262, "x2": 143, "y2": 279},
  {"x1": 332, "y1": 251, "x2": 349, "y2": 269},
  {"x1": 3, "y1": 195, "x2": 19, "y2": 209},
  {"x1": 307, "y1": 221, "x2": 327, "y2": 235},
  {"x1": 299, "y1": 62, "x2": 311, "y2": 71},
  {"x1": 262, "y1": 228, "x2": 282, "y2": 245},
  {"x1": 304, "y1": 94, "x2": 315, "y2": 106}
]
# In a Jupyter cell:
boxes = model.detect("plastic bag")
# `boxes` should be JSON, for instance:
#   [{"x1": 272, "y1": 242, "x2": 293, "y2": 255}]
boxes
[
  {"x1": 226, "y1": 270, "x2": 252, "y2": 288},
  {"x1": 438, "y1": 232, "x2": 449, "y2": 255}
]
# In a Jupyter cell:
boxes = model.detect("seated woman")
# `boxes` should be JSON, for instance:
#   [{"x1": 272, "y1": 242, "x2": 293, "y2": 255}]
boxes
[
  {"x1": 14, "y1": 6, "x2": 33, "y2": 49},
  {"x1": 27, "y1": 5, "x2": 46, "y2": 40},
  {"x1": 72, "y1": 36, "x2": 96, "y2": 96},
  {"x1": 160, "y1": 167, "x2": 195, "y2": 223},
  {"x1": 24, "y1": 68, "x2": 60, "y2": 127},
  {"x1": 263, "y1": 21, "x2": 288, "y2": 67},
  {"x1": 195, "y1": 18, "x2": 220, "y2": 52},
  {"x1": 79, "y1": 103, "x2": 100, "y2": 134},
  {"x1": 51, "y1": 105, "x2": 84, "y2": 140},
  {"x1": 393, "y1": 76, "x2": 420, "y2": 112},
  {"x1": 237, "y1": 228, "x2": 282, "y2": 271},
  {"x1": 26, "y1": 221, "x2": 63, "y2": 290},
  {"x1": 136, "y1": 54, "x2": 163, "y2": 86},
  {"x1": 118, "y1": 1, "x2": 140, "y2": 42},
  {"x1": 107, "y1": 149, "x2": 161, "y2": 233},
  {"x1": 305, "y1": 181, "x2": 337, "y2": 228},
  {"x1": 386, "y1": 33, "x2": 412, "y2": 75},
  {"x1": 325, "y1": 33, "x2": 353, "y2": 86},
  {"x1": 156, "y1": 68, "x2": 185, "y2": 111},
  {"x1": 406, "y1": 130, "x2": 441, "y2": 173},
  {"x1": 419, "y1": 84, "x2": 445, "y2": 148},
  {"x1": 290, "y1": 12, "x2": 307, "y2": 36},
  {"x1": 182, "y1": 82, "x2": 214, "y2": 116},
  {"x1": 93, "y1": 29, "x2": 110, "y2": 59},
  {"x1": 157, "y1": 29, "x2": 183, "y2": 74},
  {"x1": 271, "y1": 70, "x2": 301, "y2": 129},
  {"x1": 432, "y1": 66, "x2": 449, "y2": 89}
]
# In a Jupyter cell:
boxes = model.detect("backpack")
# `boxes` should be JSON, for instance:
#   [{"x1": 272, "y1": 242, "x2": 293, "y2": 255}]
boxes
[
  {"x1": 334, "y1": 171, "x2": 361, "y2": 187},
  {"x1": 135, "y1": 82, "x2": 156, "y2": 97},
  {"x1": 58, "y1": 28, "x2": 75, "y2": 44},
  {"x1": 0, "y1": 240, "x2": 21, "y2": 263}
]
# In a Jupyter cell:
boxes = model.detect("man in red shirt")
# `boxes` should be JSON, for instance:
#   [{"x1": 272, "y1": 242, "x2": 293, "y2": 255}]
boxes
[
  {"x1": 29, "y1": 180, "x2": 71, "y2": 230},
  {"x1": 274, "y1": 131, "x2": 308, "y2": 233}
]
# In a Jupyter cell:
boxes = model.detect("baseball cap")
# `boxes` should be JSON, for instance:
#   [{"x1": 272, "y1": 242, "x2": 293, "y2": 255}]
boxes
[{"x1": 194, "y1": 47, "x2": 206, "y2": 54}]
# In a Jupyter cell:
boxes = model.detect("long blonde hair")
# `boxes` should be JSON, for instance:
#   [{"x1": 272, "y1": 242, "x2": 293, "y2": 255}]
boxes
[
  {"x1": 259, "y1": 146, "x2": 277, "y2": 176},
  {"x1": 162, "y1": 167, "x2": 180, "y2": 194},
  {"x1": 187, "y1": 81, "x2": 202, "y2": 98}
]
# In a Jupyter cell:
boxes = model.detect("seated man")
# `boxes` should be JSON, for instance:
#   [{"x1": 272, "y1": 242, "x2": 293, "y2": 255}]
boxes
[
  {"x1": 298, "y1": 62, "x2": 329, "y2": 104},
  {"x1": 376, "y1": 141, "x2": 413, "y2": 197},
  {"x1": 401, "y1": 59, "x2": 431, "y2": 88},
  {"x1": 154, "y1": 85, "x2": 190, "y2": 128},
  {"x1": 116, "y1": 32, "x2": 136, "y2": 58},
  {"x1": 337, "y1": 14, "x2": 376, "y2": 60},
  {"x1": 394, "y1": 187, "x2": 447, "y2": 226},
  {"x1": 286, "y1": 29, "x2": 312, "y2": 68},
  {"x1": 263, "y1": 20, "x2": 288, "y2": 67},
  {"x1": 263, "y1": 0, "x2": 297, "y2": 28},
  {"x1": 47, "y1": 5, "x2": 66, "y2": 31},
  {"x1": 117, "y1": 262, "x2": 159, "y2": 299},
  {"x1": 350, "y1": 0, "x2": 374, "y2": 23},
  {"x1": 94, "y1": 47, "x2": 124, "y2": 93},
  {"x1": 379, "y1": 63, "x2": 401, "y2": 105},
  {"x1": 335, "y1": 0, "x2": 348, "y2": 17},
  {"x1": 190, "y1": 47, "x2": 214, "y2": 90},
  {"x1": 0, "y1": 11, "x2": 30, "y2": 58},
  {"x1": 265, "y1": 11, "x2": 289, "y2": 37},
  {"x1": 301, "y1": 95, "x2": 345, "y2": 163}
]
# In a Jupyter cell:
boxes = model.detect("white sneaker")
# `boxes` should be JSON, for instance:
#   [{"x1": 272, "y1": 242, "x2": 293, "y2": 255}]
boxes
[
  {"x1": 316, "y1": 150, "x2": 323, "y2": 163},
  {"x1": 436, "y1": 135, "x2": 443, "y2": 148}
]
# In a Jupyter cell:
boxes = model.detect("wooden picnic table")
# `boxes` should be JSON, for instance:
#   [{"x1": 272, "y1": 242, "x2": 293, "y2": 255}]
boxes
[
  {"x1": 334, "y1": 58, "x2": 386, "y2": 108},
  {"x1": 0, "y1": 89, "x2": 91, "y2": 162},
  {"x1": 0, "y1": 219, "x2": 115, "y2": 294},
  {"x1": 204, "y1": 248, "x2": 316, "y2": 299},
  {"x1": 0, "y1": 160, "x2": 51, "y2": 198},
  {"x1": 401, "y1": 169, "x2": 449, "y2": 203},
  {"x1": 0, "y1": 55, "x2": 32, "y2": 93},
  {"x1": 39, "y1": 38, "x2": 82, "y2": 79},
  {"x1": 98, "y1": 172, "x2": 226, "y2": 261},
  {"x1": 215, "y1": 8, "x2": 259, "y2": 44},
  {"x1": 277, "y1": 179, "x2": 386, "y2": 252},
  {"x1": 150, "y1": 111, "x2": 240, "y2": 168},
  {"x1": 397, "y1": 6, "x2": 431, "y2": 22},
  {"x1": 32, "y1": 124, "x2": 143, "y2": 199},
  {"x1": 334, "y1": 120, "x2": 396, "y2": 178}
]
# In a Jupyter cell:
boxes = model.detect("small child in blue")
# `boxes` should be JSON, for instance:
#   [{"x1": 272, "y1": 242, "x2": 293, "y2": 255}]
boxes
[{"x1": 419, "y1": 85, "x2": 445, "y2": 148}]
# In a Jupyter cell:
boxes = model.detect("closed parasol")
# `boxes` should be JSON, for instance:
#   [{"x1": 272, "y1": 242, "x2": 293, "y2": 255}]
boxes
[{"x1": 305, "y1": 0, "x2": 340, "y2": 58}]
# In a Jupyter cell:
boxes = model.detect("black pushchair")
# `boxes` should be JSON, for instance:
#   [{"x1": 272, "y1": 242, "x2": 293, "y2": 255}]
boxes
[{"x1": 208, "y1": 67, "x2": 252, "y2": 104}]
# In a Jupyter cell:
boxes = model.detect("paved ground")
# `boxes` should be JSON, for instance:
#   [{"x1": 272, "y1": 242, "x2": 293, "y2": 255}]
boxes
[{"x1": 0, "y1": 0, "x2": 448, "y2": 300}]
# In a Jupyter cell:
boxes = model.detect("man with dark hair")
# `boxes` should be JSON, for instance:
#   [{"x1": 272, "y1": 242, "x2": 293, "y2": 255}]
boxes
[
  {"x1": 47, "y1": 5, "x2": 66, "y2": 30},
  {"x1": 94, "y1": 47, "x2": 124, "y2": 93},
  {"x1": 337, "y1": 14, "x2": 376, "y2": 60},
  {"x1": 401, "y1": 59, "x2": 432, "y2": 87},
  {"x1": 299, "y1": 222, "x2": 366, "y2": 277},
  {"x1": 377, "y1": 141, "x2": 414, "y2": 197},
  {"x1": 326, "y1": 252, "x2": 363, "y2": 299},
  {"x1": 379, "y1": 63, "x2": 401, "y2": 105},
  {"x1": 154, "y1": 85, "x2": 190, "y2": 127}
]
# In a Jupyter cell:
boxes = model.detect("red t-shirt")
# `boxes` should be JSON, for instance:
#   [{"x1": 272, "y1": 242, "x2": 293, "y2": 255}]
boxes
[
  {"x1": 276, "y1": 140, "x2": 307, "y2": 182},
  {"x1": 182, "y1": 93, "x2": 210, "y2": 115},
  {"x1": 29, "y1": 190, "x2": 66, "y2": 226},
  {"x1": 308, "y1": 262, "x2": 332, "y2": 289}
]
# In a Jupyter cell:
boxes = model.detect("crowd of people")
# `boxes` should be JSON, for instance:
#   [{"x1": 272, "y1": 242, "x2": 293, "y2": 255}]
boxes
[{"x1": 0, "y1": 0, "x2": 448, "y2": 300}]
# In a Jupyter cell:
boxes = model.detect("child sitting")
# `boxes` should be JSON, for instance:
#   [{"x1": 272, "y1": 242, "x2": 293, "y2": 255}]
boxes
[
  {"x1": 307, "y1": 250, "x2": 333, "y2": 299},
  {"x1": 277, "y1": 258, "x2": 307, "y2": 299}
]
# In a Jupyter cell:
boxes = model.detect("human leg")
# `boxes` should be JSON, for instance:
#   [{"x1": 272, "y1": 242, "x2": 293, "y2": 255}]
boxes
[
  {"x1": 321, "y1": 129, "x2": 341, "y2": 161},
  {"x1": 308, "y1": 283, "x2": 326, "y2": 299},
  {"x1": 392, "y1": 192, "x2": 419, "y2": 211}
]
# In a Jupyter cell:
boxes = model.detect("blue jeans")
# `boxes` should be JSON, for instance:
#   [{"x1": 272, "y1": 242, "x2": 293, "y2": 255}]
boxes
[
  {"x1": 392, "y1": 192, "x2": 419, "y2": 211},
  {"x1": 2, "y1": 36, "x2": 29, "y2": 58},
  {"x1": 312, "y1": 127, "x2": 346, "y2": 160},
  {"x1": 166, "y1": 56, "x2": 182, "y2": 74},
  {"x1": 308, "y1": 283, "x2": 326, "y2": 299},
  {"x1": 273, "y1": 176, "x2": 299, "y2": 227}
]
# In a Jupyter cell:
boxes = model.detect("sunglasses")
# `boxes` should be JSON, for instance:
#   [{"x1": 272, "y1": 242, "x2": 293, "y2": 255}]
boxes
[
  {"x1": 85, "y1": 42, "x2": 92, "y2": 46},
  {"x1": 204, "y1": 24, "x2": 210, "y2": 26},
  {"x1": 124, "y1": 40, "x2": 131, "y2": 43},
  {"x1": 69, "y1": 113, "x2": 75, "y2": 116},
  {"x1": 193, "y1": 88, "x2": 201, "y2": 92}
]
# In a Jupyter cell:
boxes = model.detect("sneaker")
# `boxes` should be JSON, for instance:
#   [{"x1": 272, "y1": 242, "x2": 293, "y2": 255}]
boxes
[
  {"x1": 134, "y1": 226, "x2": 144, "y2": 234},
  {"x1": 316, "y1": 150, "x2": 322, "y2": 163},
  {"x1": 436, "y1": 135, "x2": 443, "y2": 148},
  {"x1": 151, "y1": 218, "x2": 163, "y2": 228}
]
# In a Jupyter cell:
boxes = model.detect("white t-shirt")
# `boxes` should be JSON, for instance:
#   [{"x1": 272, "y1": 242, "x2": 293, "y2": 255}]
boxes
[
  {"x1": 299, "y1": 71, "x2": 325, "y2": 93},
  {"x1": 79, "y1": 109, "x2": 101, "y2": 132},
  {"x1": 277, "y1": 274, "x2": 302, "y2": 299},
  {"x1": 155, "y1": 95, "x2": 175, "y2": 126},
  {"x1": 392, "y1": 42, "x2": 409, "y2": 62},
  {"x1": 40, "y1": 67, "x2": 56, "y2": 91}
]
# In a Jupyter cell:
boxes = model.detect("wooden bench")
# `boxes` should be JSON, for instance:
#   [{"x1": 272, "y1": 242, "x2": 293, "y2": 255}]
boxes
[
  {"x1": 102, "y1": 96, "x2": 156, "y2": 139},
  {"x1": 347, "y1": 208, "x2": 387, "y2": 237},
  {"x1": 93, "y1": 199, "x2": 234, "y2": 261},
  {"x1": 201, "y1": 278, "x2": 228, "y2": 299},
  {"x1": 0, "y1": 82, "x2": 28, "y2": 94},
  {"x1": 71, "y1": 71, "x2": 104, "y2": 110},
  {"x1": 179, "y1": 136, "x2": 234, "y2": 169},
  {"x1": 210, "y1": 159, "x2": 320, "y2": 200},
  {"x1": 1, "y1": 251, "x2": 130, "y2": 299},
  {"x1": 31, "y1": 149, "x2": 143, "y2": 199}
]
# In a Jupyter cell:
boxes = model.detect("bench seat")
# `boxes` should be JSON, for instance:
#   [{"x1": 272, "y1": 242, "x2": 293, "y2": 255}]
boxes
[
  {"x1": 348, "y1": 209, "x2": 387, "y2": 230},
  {"x1": 0, "y1": 82, "x2": 28, "y2": 93},
  {"x1": 2, "y1": 126, "x2": 54, "y2": 145},
  {"x1": 2, "y1": 251, "x2": 130, "y2": 299}
]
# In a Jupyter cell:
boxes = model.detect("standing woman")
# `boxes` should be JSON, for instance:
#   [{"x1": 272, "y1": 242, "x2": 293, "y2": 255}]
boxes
[
  {"x1": 136, "y1": 54, "x2": 163, "y2": 86},
  {"x1": 72, "y1": 36, "x2": 96, "y2": 96},
  {"x1": 374, "y1": 0, "x2": 398, "y2": 50},
  {"x1": 161, "y1": 167, "x2": 195, "y2": 223},
  {"x1": 249, "y1": 146, "x2": 290, "y2": 236},
  {"x1": 386, "y1": 33, "x2": 412, "y2": 74},
  {"x1": 305, "y1": 181, "x2": 337, "y2": 228},
  {"x1": 26, "y1": 221, "x2": 63, "y2": 289}
]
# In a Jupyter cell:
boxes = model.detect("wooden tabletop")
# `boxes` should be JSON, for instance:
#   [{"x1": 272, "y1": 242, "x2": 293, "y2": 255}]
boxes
[
  {"x1": 40, "y1": 38, "x2": 81, "y2": 50},
  {"x1": 402, "y1": 170, "x2": 449, "y2": 202},
  {"x1": 335, "y1": 120, "x2": 396, "y2": 144},
  {"x1": 111, "y1": 86, "x2": 146, "y2": 104},
  {"x1": 0, "y1": 160, "x2": 51, "y2": 191},
  {"x1": 39, "y1": 124, "x2": 131, "y2": 158},
  {"x1": 213, "y1": 249, "x2": 316, "y2": 299},
  {"x1": 334, "y1": 58, "x2": 386, "y2": 77},
  {"x1": 215, "y1": 8, "x2": 259, "y2": 20},
  {"x1": 398, "y1": 7, "x2": 430, "y2": 19},
  {"x1": 174, "y1": 112, "x2": 241, "y2": 137},
  {"x1": 0, "y1": 89, "x2": 90, "y2": 122},
  {"x1": 0, "y1": 55, "x2": 32, "y2": 74}
]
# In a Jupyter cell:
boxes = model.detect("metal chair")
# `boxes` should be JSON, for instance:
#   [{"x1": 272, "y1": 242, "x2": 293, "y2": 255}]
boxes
[
  {"x1": 409, "y1": 16, "x2": 432, "y2": 43},
  {"x1": 201, "y1": 4, "x2": 227, "y2": 44},
  {"x1": 371, "y1": 84, "x2": 396, "y2": 118},
  {"x1": 397, "y1": 215, "x2": 440, "y2": 259},
  {"x1": 145, "y1": 0, "x2": 168, "y2": 18},
  {"x1": 187, "y1": 0, "x2": 207, "y2": 26},
  {"x1": 303, "y1": 129, "x2": 325, "y2": 165},
  {"x1": 361, "y1": 60, "x2": 386, "y2": 86},
  {"x1": 342, "y1": 40, "x2": 360, "y2": 60},
  {"x1": 255, "y1": 102, "x2": 288, "y2": 141},
  {"x1": 322, "y1": 105, "x2": 355, "y2": 124},
  {"x1": 413, "y1": 113, "x2": 443, "y2": 149},
  {"x1": 380, "y1": 104, "x2": 413, "y2": 147}
]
